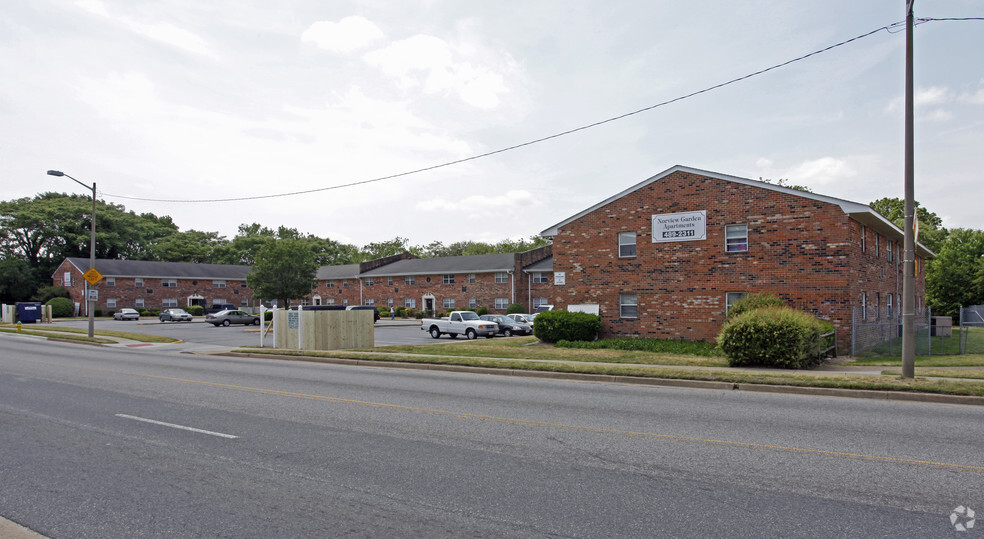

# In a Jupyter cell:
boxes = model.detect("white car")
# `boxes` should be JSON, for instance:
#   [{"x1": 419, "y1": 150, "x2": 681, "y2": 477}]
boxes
[{"x1": 113, "y1": 308, "x2": 140, "y2": 321}]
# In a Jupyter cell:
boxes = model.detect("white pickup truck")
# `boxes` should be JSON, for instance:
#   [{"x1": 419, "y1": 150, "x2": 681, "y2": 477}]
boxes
[{"x1": 421, "y1": 311, "x2": 499, "y2": 339}]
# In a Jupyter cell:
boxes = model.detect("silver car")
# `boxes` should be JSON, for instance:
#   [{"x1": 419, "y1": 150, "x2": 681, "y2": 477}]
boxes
[
  {"x1": 113, "y1": 308, "x2": 140, "y2": 321},
  {"x1": 159, "y1": 308, "x2": 193, "y2": 322},
  {"x1": 205, "y1": 309, "x2": 260, "y2": 327}
]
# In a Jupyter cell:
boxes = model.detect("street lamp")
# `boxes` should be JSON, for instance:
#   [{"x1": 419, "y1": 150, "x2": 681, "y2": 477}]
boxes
[{"x1": 47, "y1": 170, "x2": 97, "y2": 338}]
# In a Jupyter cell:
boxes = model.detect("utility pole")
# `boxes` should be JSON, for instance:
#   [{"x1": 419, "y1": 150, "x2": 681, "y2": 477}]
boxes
[{"x1": 901, "y1": 0, "x2": 916, "y2": 378}]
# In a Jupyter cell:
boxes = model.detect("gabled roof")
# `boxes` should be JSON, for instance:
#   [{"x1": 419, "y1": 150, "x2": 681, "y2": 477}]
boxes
[
  {"x1": 62, "y1": 257, "x2": 251, "y2": 279},
  {"x1": 360, "y1": 253, "x2": 515, "y2": 277},
  {"x1": 316, "y1": 263, "x2": 360, "y2": 280},
  {"x1": 523, "y1": 256, "x2": 553, "y2": 272},
  {"x1": 540, "y1": 165, "x2": 934, "y2": 258}
]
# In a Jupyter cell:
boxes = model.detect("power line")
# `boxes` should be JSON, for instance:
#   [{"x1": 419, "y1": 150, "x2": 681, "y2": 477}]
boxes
[{"x1": 102, "y1": 18, "x2": 952, "y2": 204}]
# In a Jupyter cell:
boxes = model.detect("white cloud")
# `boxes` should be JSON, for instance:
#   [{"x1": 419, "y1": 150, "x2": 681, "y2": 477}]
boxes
[
  {"x1": 926, "y1": 109, "x2": 953, "y2": 122},
  {"x1": 363, "y1": 33, "x2": 512, "y2": 109},
  {"x1": 915, "y1": 86, "x2": 950, "y2": 106},
  {"x1": 301, "y1": 16, "x2": 385, "y2": 54},
  {"x1": 785, "y1": 157, "x2": 857, "y2": 186},
  {"x1": 416, "y1": 190, "x2": 539, "y2": 213},
  {"x1": 755, "y1": 157, "x2": 773, "y2": 168},
  {"x1": 959, "y1": 79, "x2": 984, "y2": 105},
  {"x1": 75, "y1": 0, "x2": 219, "y2": 59}
]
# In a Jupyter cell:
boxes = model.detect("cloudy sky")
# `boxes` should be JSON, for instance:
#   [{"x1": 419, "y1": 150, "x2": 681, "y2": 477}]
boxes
[{"x1": 3, "y1": 1, "x2": 982, "y2": 248}]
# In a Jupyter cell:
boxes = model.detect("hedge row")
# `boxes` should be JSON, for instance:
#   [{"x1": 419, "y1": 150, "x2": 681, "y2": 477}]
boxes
[{"x1": 717, "y1": 306, "x2": 832, "y2": 369}]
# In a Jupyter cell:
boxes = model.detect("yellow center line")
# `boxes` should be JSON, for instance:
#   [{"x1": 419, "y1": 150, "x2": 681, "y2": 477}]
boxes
[{"x1": 13, "y1": 357, "x2": 984, "y2": 472}]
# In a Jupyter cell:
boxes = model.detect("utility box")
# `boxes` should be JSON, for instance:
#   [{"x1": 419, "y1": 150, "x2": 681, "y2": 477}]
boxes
[
  {"x1": 15, "y1": 302, "x2": 43, "y2": 323},
  {"x1": 930, "y1": 316, "x2": 952, "y2": 337}
]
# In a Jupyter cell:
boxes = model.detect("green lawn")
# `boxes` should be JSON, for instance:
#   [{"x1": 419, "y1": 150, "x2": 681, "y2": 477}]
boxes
[
  {"x1": 0, "y1": 324, "x2": 180, "y2": 344},
  {"x1": 881, "y1": 368, "x2": 984, "y2": 380},
  {"x1": 855, "y1": 326, "x2": 984, "y2": 358}
]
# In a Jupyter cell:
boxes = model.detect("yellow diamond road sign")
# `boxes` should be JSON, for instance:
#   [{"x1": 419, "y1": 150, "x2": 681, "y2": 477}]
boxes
[{"x1": 83, "y1": 268, "x2": 103, "y2": 285}]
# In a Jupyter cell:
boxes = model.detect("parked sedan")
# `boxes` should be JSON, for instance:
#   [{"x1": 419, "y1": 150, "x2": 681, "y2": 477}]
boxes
[
  {"x1": 479, "y1": 314, "x2": 533, "y2": 337},
  {"x1": 506, "y1": 313, "x2": 537, "y2": 325},
  {"x1": 205, "y1": 309, "x2": 260, "y2": 327},
  {"x1": 159, "y1": 308, "x2": 193, "y2": 322},
  {"x1": 113, "y1": 308, "x2": 140, "y2": 321}
]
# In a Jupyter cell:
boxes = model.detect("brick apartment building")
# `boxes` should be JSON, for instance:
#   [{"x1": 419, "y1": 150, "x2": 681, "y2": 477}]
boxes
[
  {"x1": 53, "y1": 257, "x2": 254, "y2": 314},
  {"x1": 540, "y1": 165, "x2": 932, "y2": 352},
  {"x1": 53, "y1": 247, "x2": 553, "y2": 315}
]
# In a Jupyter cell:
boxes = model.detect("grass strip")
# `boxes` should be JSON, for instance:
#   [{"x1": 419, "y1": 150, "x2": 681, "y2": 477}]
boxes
[
  {"x1": 233, "y1": 348, "x2": 984, "y2": 398},
  {"x1": 0, "y1": 327, "x2": 115, "y2": 344},
  {"x1": 850, "y1": 355, "x2": 984, "y2": 367},
  {"x1": 881, "y1": 369, "x2": 984, "y2": 380},
  {"x1": 0, "y1": 324, "x2": 179, "y2": 343}
]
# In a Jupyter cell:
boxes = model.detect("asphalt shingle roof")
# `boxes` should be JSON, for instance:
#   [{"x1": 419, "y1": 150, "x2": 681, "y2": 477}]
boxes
[
  {"x1": 64, "y1": 257, "x2": 251, "y2": 280},
  {"x1": 360, "y1": 253, "x2": 515, "y2": 277}
]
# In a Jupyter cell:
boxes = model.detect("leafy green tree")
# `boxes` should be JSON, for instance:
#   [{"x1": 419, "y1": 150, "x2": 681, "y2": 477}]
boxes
[
  {"x1": 360, "y1": 237, "x2": 412, "y2": 260},
  {"x1": 150, "y1": 229, "x2": 227, "y2": 263},
  {"x1": 33, "y1": 285, "x2": 71, "y2": 303},
  {"x1": 869, "y1": 197, "x2": 948, "y2": 254},
  {"x1": 0, "y1": 256, "x2": 37, "y2": 303},
  {"x1": 246, "y1": 238, "x2": 319, "y2": 307},
  {"x1": 925, "y1": 228, "x2": 984, "y2": 317}
]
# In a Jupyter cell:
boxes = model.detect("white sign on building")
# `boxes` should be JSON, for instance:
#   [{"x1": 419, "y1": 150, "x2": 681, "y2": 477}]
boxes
[
  {"x1": 652, "y1": 210, "x2": 707, "y2": 243},
  {"x1": 554, "y1": 272, "x2": 566, "y2": 285}
]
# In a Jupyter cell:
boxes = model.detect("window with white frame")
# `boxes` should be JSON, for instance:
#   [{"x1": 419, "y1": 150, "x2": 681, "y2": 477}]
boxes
[
  {"x1": 64, "y1": 272, "x2": 72, "y2": 286},
  {"x1": 134, "y1": 277, "x2": 143, "y2": 287},
  {"x1": 241, "y1": 299, "x2": 248, "y2": 306},
  {"x1": 387, "y1": 277, "x2": 393, "y2": 286},
  {"x1": 443, "y1": 298, "x2": 455, "y2": 309},
  {"x1": 494, "y1": 297, "x2": 508, "y2": 310},
  {"x1": 105, "y1": 277, "x2": 115, "y2": 287},
  {"x1": 342, "y1": 280, "x2": 349, "y2": 288},
  {"x1": 469, "y1": 298, "x2": 476, "y2": 309},
  {"x1": 214, "y1": 298, "x2": 226, "y2": 305},
  {"x1": 725, "y1": 225, "x2": 748, "y2": 252},
  {"x1": 887, "y1": 293, "x2": 893, "y2": 318},
  {"x1": 887, "y1": 240, "x2": 893, "y2": 261},
  {"x1": 619, "y1": 293, "x2": 638, "y2": 318},
  {"x1": 365, "y1": 277, "x2": 374, "y2": 286},
  {"x1": 365, "y1": 298, "x2": 374, "y2": 306},
  {"x1": 532, "y1": 272, "x2": 549, "y2": 284},
  {"x1": 326, "y1": 280, "x2": 335, "y2": 288},
  {"x1": 163, "y1": 298, "x2": 178, "y2": 308},
  {"x1": 343, "y1": 299, "x2": 349, "y2": 306},
  {"x1": 300, "y1": 299, "x2": 310, "y2": 306},
  {"x1": 875, "y1": 293, "x2": 880, "y2": 319},
  {"x1": 162, "y1": 279, "x2": 177, "y2": 287},
  {"x1": 533, "y1": 297, "x2": 549, "y2": 309},
  {"x1": 443, "y1": 274, "x2": 455, "y2": 284},
  {"x1": 494, "y1": 272, "x2": 508, "y2": 283},
  {"x1": 388, "y1": 298, "x2": 394, "y2": 307},
  {"x1": 618, "y1": 232, "x2": 637, "y2": 257},
  {"x1": 861, "y1": 226, "x2": 867, "y2": 252},
  {"x1": 861, "y1": 292, "x2": 867, "y2": 320},
  {"x1": 405, "y1": 275, "x2": 415, "y2": 285},
  {"x1": 213, "y1": 280, "x2": 226, "y2": 288},
  {"x1": 875, "y1": 234, "x2": 880, "y2": 257},
  {"x1": 325, "y1": 298, "x2": 335, "y2": 306},
  {"x1": 106, "y1": 298, "x2": 117, "y2": 308},
  {"x1": 135, "y1": 298, "x2": 145, "y2": 308},
  {"x1": 405, "y1": 298, "x2": 416, "y2": 309},
  {"x1": 468, "y1": 273, "x2": 476, "y2": 284},
  {"x1": 725, "y1": 292, "x2": 748, "y2": 315}
]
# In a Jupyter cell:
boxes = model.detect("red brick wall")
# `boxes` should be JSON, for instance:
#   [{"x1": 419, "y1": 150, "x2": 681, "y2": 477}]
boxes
[
  {"x1": 355, "y1": 271, "x2": 517, "y2": 312},
  {"x1": 548, "y1": 171, "x2": 924, "y2": 353}
]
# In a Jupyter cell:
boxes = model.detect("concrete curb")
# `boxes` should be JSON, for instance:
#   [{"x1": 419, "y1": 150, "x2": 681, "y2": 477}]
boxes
[
  {"x1": 0, "y1": 517, "x2": 44, "y2": 538},
  {"x1": 221, "y1": 352, "x2": 984, "y2": 407}
]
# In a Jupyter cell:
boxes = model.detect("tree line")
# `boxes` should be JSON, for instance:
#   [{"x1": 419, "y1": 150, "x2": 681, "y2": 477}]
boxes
[
  {"x1": 0, "y1": 192, "x2": 549, "y2": 304},
  {"x1": 2, "y1": 192, "x2": 982, "y2": 318}
]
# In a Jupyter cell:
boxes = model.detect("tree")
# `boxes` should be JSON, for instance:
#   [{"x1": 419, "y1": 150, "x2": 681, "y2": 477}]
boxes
[
  {"x1": 0, "y1": 256, "x2": 36, "y2": 303},
  {"x1": 869, "y1": 197, "x2": 948, "y2": 254},
  {"x1": 360, "y1": 237, "x2": 412, "y2": 260},
  {"x1": 246, "y1": 238, "x2": 318, "y2": 307},
  {"x1": 925, "y1": 228, "x2": 984, "y2": 317}
]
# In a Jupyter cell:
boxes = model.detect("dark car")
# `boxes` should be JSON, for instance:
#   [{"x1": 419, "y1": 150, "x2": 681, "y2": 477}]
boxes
[
  {"x1": 205, "y1": 303, "x2": 238, "y2": 315},
  {"x1": 346, "y1": 305, "x2": 380, "y2": 322},
  {"x1": 205, "y1": 309, "x2": 260, "y2": 327},
  {"x1": 159, "y1": 308, "x2": 193, "y2": 322},
  {"x1": 479, "y1": 314, "x2": 533, "y2": 337}
]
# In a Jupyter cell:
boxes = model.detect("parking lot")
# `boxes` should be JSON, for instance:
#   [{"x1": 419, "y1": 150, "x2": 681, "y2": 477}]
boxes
[{"x1": 42, "y1": 317, "x2": 461, "y2": 349}]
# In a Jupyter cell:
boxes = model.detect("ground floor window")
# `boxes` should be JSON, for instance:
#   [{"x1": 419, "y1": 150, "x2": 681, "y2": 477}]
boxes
[
  {"x1": 861, "y1": 292, "x2": 867, "y2": 320},
  {"x1": 469, "y1": 298, "x2": 477, "y2": 309},
  {"x1": 405, "y1": 298, "x2": 416, "y2": 309},
  {"x1": 325, "y1": 298, "x2": 335, "y2": 306},
  {"x1": 135, "y1": 298, "x2": 145, "y2": 308},
  {"x1": 214, "y1": 298, "x2": 226, "y2": 305},
  {"x1": 887, "y1": 294, "x2": 893, "y2": 317},
  {"x1": 443, "y1": 298, "x2": 455, "y2": 309},
  {"x1": 388, "y1": 298, "x2": 394, "y2": 307},
  {"x1": 533, "y1": 298, "x2": 549, "y2": 309},
  {"x1": 619, "y1": 293, "x2": 638, "y2": 318},
  {"x1": 163, "y1": 298, "x2": 178, "y2": 308},
  {"x1": 494, "y1": 297, "x2": 508, "y2": 310},
  {"x1": 365, "y1": 298, "x2": 375, "y2": 306},
  {"x1": 106, "y1": 298, "x2": 117, "y2": 308},
  {"x1": 725, "y1": 292, "x2": 747, "y2": 315}
]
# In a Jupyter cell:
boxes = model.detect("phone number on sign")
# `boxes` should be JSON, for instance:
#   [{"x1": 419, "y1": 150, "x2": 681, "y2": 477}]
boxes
[{"x1": 661, "y1": 230, "x2": 696, "y2": 238}]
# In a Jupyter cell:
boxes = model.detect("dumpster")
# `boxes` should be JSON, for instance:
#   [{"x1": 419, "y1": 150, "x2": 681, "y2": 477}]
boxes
[{"x1": 16, "y1": 302, "x2": 43, "y2": 323}]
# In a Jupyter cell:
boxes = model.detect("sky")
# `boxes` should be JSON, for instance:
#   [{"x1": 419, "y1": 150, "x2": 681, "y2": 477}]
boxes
[{"x1": 3, "y1": 1, "x2": 983, "y2": 249}]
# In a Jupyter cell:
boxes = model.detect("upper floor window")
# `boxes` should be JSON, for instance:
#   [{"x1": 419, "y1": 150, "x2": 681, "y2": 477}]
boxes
[
  {"x1": 495, "y1": 272, "x2": 509, "y2": 283},
  {"x1": 405, "y1": 275, "x2": 416, "y2": 285},
  {"x1": 618, "y1": 232, "x2": 637, "y2": 257},
  {"x1": 861, "y1": 226, "x2": 867, "y2": 252},
  {"x1": 532, "y1": 272, "x2": 549, "y2": 284},
  {"x1": 105, "y1": 277, "x2": 116, "y2": 287},
  {"x1": 162, "y1": 279, "x2": 177, "y2": 287},
  {"x1": 468, "y1": 273, "x2": 476, "y2": 284},
  {"x1": 619, "y1": 293, "x2": 638, "y2": 318},
  {"x1": 443, "y1": 274, "x2": 455, "y2": 285},
  {"x1": 134, "y1": 277, "x2": 143, "y2": 287},
  {"x1": 725, "y1": 225, "x2": 748, "y2": 252},
  {"x1": 387, "y1": 277, "x2": 394, "y2": 286},
  {"x1": 365, "y1": 277, "x2": 374, "y2": 286},
  {"x1": 213, "y1": 280, "x2": 226, "y2": 288},
  {"x1": 63, "y1": 272, "x2": 73, "y2": 287},
  {"x1": 326, "y1": 280, "x2": 335, "y2": 288},
  {"x1": 887, "y1": 240, "x2": 893, "y2": 261}
]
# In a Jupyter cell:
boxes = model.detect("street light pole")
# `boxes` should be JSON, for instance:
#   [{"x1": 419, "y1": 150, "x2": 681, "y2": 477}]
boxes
[{"x1": 47, "y1": 170, "x2": 97, "y2": 338}]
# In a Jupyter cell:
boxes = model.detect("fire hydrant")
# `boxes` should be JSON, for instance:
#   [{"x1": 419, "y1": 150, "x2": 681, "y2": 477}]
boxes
[{"x1": 16, "y1": 322, "x2": 22, "y2": 332}]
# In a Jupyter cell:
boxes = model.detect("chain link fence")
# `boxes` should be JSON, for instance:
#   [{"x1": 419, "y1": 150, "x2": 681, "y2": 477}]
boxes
[{"x1": 852, "y1": 304, "x2": 984, "y2": 357}]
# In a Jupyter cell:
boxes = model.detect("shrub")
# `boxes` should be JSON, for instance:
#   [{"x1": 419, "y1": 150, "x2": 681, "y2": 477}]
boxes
[
  {"x1": 45, "y1": 297, "x2": 75, "y2": 318},
  {"x1": 35, "y1": 285, "x2": 71, "y2": 304},
  {"x1": 533, "y1": 311, "x2": 602, "y2": 343},
  {"x1": 187, "y1": 305, "x2": 204, "y2": 316},
  {"x1": 394, "y1": 307, "x2": 405, "y2": 317},
  {"x1": 476, "y1": 306, "x2": 488, "y2": 316},
  {"x1": 136, "y1": 308, "x2": 148, "y2": 316},
  {"x1": 102, "y1": 309, "x2": 112, "y2": 318},
  {"x1": 717, "y1": 306, "x2": 827, "y2": 369},
  {"x1": 264, "y1": 310, "x2": 273, "y2": 321},
  {"x1": 414, "y1": 311, "x2": 425, "y2": 319},
  {"x1": 506, "y1": 303, "x2": 525, "y2": 314},
  {"x1": 557, "y1": 337, "x2": 723, "y2": 357},
  {"x1": 726, "y1": 292, "x2": 786, "y2": 321}
]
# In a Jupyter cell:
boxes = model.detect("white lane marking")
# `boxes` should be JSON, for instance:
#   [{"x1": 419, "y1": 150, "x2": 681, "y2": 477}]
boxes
[{"x1": 115, "y1": 414, "x2": 239, "y2": 439}]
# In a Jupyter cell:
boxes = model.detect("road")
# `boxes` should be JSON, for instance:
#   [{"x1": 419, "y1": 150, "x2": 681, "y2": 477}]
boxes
[{"x1": 1, "y1": 334, "x2": 982, "y2": 537}]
